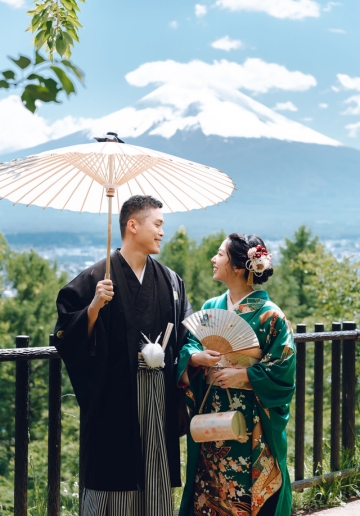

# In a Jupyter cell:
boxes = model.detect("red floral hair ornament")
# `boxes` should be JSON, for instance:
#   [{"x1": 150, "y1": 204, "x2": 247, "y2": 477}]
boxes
[{"x1": 246, "y1": 245, "x2": 272, "y2": 286}]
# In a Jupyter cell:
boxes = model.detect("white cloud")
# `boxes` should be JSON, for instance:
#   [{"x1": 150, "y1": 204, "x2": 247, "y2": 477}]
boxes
[
  {"x1": 318, "y1": 103, "x2": 328, "y2": 109},
  {"x1": 0, "y1": 0, "x2": 24, "y2": 7},
  {"x1": 126, "y1": 58, "x2": 317, "y2": 94},
  {"x1": 169, "y1": 20, "x2": 178, "y2": 29},
  {"x1": 0, "y1": 96, "x2": 94, "y2": 154},
  {"x1": 211, "y1": 36, "x2": 243, "y2": 51},
  {"x1": 336, "y1": 75, "x2": 360, "y2": 117},
  {"x1": 302, "y1": 117, "x2": 313, "y2": 122},
  {"x1": 345, "y1": 121, "x2": 360, "y2": 138},
  {"x1": 215, "y1": 0, "x2": 320, "y2": 20},
  {"x1": 273, "y1": 101, "x2": 298, "y2": 112},
  {"x1": 337, "y1": 74, "x2": 360, "y2": 91},
  {"x1": 343, "y1": 95, "x2": 360, "y2": 115},
  {"x1": 328, "y1": 28, "x2": 346, "y2": 34},
  {"x1": 323, "y1": 2, "x2": 341, "y2": 12},
  {"x1": 195, "y1": 4, "x2": 207, "y2": 17}
]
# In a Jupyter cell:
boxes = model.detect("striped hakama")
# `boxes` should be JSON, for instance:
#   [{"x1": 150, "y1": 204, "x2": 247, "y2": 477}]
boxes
[{"x1": 82, "y1": 361, "x2": 173, "y2": 516}]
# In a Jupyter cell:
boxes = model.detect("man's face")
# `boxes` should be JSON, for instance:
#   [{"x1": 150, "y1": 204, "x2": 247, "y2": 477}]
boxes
[{"x1": 132, "y1": 207, "x2": 165, "y2": 254}]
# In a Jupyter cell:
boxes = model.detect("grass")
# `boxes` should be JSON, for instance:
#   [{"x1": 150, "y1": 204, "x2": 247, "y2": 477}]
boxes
[{"x1": 291, "y1": 440, "x2": 360, "y2": 514}]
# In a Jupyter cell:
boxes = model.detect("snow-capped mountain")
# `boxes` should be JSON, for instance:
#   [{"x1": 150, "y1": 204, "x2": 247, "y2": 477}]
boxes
[{"x1": 82, "y1": 79, "x2": 339, "y2": 146}]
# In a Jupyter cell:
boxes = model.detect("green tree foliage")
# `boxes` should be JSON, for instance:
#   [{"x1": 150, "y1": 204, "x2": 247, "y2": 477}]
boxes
[
  {"x1": 159, "y1": 226, "x2": 195, "y2": 283},
  {"x1": 159, "y1": 227, "x2": 226, "y2": 311},
  {"x1": 267, "y1": 226, "x2": 360, "y2": 327},
  {"x1": 267, "y1": 225, "x2": 320, "y2": 322},
  {"x1": 300, "y1": 244, "x2": 360, "y2": 325},
  {"x1": 0, "y1": 237, "x2": 80, "y2": 514},
  {"x1": 27, "y1": 0, "x2": 84, "y2": 60},
  {"x1": 0, "y1": 1, "x2": 85, "y2": 113}
]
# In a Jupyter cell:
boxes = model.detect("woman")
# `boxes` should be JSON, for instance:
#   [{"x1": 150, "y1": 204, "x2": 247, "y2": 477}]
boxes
[{"x1": 177, "y1": 234, "x2": 296, "y2": 516}]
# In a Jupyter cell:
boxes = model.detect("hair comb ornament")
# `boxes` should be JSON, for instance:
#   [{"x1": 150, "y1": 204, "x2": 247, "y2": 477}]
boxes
[{"x1": 246, "y1": 245, "x2": 272, "y2": 286}]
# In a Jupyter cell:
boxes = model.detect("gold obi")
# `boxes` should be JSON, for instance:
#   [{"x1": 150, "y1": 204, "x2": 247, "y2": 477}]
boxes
[{"x1": 205, "y1": 351, "x2": 260, "y2": 390}]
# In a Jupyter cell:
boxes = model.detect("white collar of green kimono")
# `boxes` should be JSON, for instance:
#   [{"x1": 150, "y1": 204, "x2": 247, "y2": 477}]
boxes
[{"x1": 226, "y1": 289, "x2": 255, "y2": 311}]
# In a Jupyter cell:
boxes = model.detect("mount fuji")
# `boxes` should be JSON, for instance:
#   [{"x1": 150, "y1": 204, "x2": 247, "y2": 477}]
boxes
[{"x1": 0, "y1": 65, "x2": 359, "y2": 242}]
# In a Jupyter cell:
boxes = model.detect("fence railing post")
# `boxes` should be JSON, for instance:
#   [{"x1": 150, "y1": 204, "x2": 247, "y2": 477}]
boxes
[
  {"x1": 14, "y1": 335, "x2": 29, "y2": 516},
  {"x1": 313, "y1": 323, "x2": 324, "y2": 475},
  {"x1": 295, "y1": 323, "x2": 306, "y2": 481},
  {"x1": 342, "y1": 321, "x2": 356, "y2": 457},
  {"x1": 47, "y1": 334, "x2": 62, "y2": 516},
  {"x1": 331, "y1": 322, "x2": 341, "y2": 471}
]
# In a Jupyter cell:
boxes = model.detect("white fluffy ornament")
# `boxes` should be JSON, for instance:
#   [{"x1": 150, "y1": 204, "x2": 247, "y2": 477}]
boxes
[
  {"x1": 140, "y1": 332, "x2": 165, "y2": 368},
  {"x1": 141, "y1": 342, "x2": 165, "y2": 368}
]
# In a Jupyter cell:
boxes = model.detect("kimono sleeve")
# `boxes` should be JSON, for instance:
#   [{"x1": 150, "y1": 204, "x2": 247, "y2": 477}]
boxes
[
  {"x1": 175, "y1": 274, "x2": 193, "y2": 355},
  {"x1": 53, "y1": 270, "x2": 97, "y2": 367},
  {"x1": 247, "y1": 314, "x2": 296, "y2": 409},
  {"x1": 176, "y1": 334, "x2": 203, "y2": 388}
]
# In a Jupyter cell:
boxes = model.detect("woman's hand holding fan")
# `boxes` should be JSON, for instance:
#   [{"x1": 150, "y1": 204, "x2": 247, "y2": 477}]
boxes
[{"x1": 189, "y1": 349, "x2": 221, "y2": 368}]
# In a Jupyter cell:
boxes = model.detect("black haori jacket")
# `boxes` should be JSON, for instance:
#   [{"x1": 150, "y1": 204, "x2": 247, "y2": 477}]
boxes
[{"x1": 54, "y1": 251, "x2": 192, "y2": 492}]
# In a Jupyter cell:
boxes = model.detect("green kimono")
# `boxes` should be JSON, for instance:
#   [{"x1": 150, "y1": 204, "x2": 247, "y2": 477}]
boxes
[{"x1": 177, "y1": 290, "x2": 295, "y2": 516}]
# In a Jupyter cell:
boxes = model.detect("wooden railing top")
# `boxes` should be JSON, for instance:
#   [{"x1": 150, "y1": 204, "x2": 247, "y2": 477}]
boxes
[
  {"x1": 0, "y1": 346, "x2": 60, "y2": 362},
  {"x1": 294, "y1": 329, "x2": 360, "y2": 342},
  {"x1": 0, "y1": 329, "x2": 359, "y2": 362}
]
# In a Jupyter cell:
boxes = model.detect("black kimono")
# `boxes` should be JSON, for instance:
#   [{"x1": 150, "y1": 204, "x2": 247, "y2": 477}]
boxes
[{"x1": 54, "y1": 250, "x2": 192, "y2": 493}]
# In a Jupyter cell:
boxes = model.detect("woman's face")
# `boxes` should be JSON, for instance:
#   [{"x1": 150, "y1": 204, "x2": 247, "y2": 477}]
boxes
[{"x1": 211, "y1": 240, "x2": 237, "y2": 283}]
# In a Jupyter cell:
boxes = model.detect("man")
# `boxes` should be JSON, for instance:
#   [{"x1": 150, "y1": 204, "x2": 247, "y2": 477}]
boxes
[{"x1": 54, "y1": 195, "x2": 192, "y2": 515}]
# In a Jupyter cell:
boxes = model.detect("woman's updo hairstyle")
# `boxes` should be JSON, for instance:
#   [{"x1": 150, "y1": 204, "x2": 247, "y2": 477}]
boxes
[{"x1": 226, "y1": 233, "x2": 273, "y2": 285}]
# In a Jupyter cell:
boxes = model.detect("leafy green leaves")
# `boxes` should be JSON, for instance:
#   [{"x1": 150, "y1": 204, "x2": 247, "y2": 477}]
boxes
[
  {"x1": 55, "y1": 33, "x2": 67, "y2": 57},
  {"x1": 50, "y1": 65, "x2": 75, "y2": 94},
  {"x1": 27, "y1": 0, "x2": 84, "y2": 61},
  {"x1": 0, "y1": 52, "x2": 83, "y2": 113},
  {"x1": 9, "y1": 55, "x2": 32, "y2": 70},
  {"x1": 0, "y1": 2, "x2": 85, "y2": 113},
  {"x1": 21, "y1": 78, "x2": 61, "y2": 113},
  {"x1": 61, "y1": 59, "x2": 83, "y2": 81},
  {"x1": 2, "y1": 70, "x2": 15, "y2": 80}
]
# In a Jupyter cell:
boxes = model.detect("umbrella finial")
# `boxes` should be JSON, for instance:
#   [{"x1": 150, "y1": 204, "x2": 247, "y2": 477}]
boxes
[{"x1": 94, "y1": 132, "x2": 124, "y2": 143}]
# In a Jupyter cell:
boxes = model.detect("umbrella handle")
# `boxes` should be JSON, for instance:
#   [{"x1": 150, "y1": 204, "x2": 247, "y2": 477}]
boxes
[
  {"x1": 105, "y1": 188, "x2": 114, "y2": 280},
  {"x1": 105, "y1": 157, "x2": 115, "y2": 281},
  {"x1": 105, "y1": 195, "x2": 112, "y2": 280}
]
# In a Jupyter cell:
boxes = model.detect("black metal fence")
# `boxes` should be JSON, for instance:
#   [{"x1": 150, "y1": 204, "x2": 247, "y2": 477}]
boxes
[{"x1": 0, "y1": 324, "x2": 359, "y2": 516}]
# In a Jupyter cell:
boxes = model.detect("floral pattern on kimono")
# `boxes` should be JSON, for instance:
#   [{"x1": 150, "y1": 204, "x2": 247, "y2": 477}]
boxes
[{"x1": 193, "y1": 389, "x2": 281, "y2": 516}]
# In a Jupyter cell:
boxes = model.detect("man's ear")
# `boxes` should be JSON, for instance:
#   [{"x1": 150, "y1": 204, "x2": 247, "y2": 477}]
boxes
[{"x1": 127, "y1": 218, "x2": 138, "y2": 235}]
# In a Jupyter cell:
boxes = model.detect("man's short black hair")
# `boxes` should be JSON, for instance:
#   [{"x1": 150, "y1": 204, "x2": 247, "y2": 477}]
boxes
[{"x1": 119, "y1": 195, "x2": 163, "y2": 238}]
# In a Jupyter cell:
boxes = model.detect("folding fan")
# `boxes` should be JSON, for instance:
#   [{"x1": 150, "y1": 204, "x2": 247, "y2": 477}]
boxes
[{"x1": 182, "y1": 309, "x2": 261, "y2": 358}]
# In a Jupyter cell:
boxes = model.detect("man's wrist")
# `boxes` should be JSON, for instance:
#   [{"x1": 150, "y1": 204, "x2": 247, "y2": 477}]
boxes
[{"x1": 88, "y1": 303, "x2": 100, "y2": 321}]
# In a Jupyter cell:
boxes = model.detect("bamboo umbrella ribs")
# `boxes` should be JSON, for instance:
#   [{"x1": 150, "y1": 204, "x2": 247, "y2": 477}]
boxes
[{"x1": 0, "y1": 133, "x2": 235, "y2": 278}]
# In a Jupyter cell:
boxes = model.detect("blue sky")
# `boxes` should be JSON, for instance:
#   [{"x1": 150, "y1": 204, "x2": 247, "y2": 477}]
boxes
[{"x1": 0, "y1": 0, "x2": 359, "y2": 154}]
